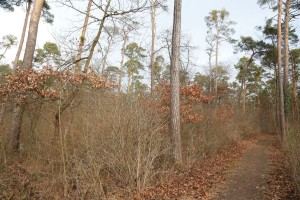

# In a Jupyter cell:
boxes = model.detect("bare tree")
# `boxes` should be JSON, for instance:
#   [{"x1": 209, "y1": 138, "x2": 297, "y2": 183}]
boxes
[
  {"x1": 205, "y1": 9, "x2": 235, "y2": 93},
  {"x1": 170, "y1": 0, "x2": 182, "y2": 164},
  {"x1": 83, "y1": 0, "x2": 112, "y2": 73}
]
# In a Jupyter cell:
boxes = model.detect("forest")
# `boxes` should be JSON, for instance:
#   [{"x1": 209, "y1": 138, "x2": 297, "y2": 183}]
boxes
[{"x1": 0, "y1": 0, "x2": 300, "y2": 199}]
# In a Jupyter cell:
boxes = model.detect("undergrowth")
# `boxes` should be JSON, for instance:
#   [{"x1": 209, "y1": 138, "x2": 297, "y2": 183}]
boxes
[{"x1": 0, "y1": 90, "x2": 262, "y2": 199}]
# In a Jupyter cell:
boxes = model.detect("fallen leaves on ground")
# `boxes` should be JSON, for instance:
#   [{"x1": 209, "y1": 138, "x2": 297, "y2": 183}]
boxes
[
  {"x1": 133, "y1": 139, "x2": 253, "y2": 200},
  {"x1": 264, "y1": 136, "x2": 300, "y2": 200}
]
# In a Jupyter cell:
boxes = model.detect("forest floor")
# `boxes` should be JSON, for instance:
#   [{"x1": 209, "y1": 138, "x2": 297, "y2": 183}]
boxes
[
  {"x1": 136, "y1": 134, "x2": 300, "y2": 200},
  {"x1": 0, "y1": 134, "x2": 299, "y2": 199}
]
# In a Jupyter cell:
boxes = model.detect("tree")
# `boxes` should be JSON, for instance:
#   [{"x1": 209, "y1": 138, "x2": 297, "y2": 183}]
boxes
[
  {"x1": 100, "y1": 26, "x2": 119, "y2": 75},
  {"x1": 0, "y1": 0, "x2": 16, "y2": 11},
  {"x1": 194, "y1": 72, "x2": 210, "y2": 91},
  {"x1": 9, "y1": 0, "x2": 54, "y2": 70},
  {"x1": 75, "y1": 0, "x2": 92, "y2": 72},
  {"x1": 124, "y1": 42, "x2": 146, "y2": 93},
  {"x1": 235, "y1": 36, "x2": 263, "y2": 113},
  {"x1": 83, "y1": 0, "x2": 112, "y2": 73},
  {"x1": 290, "y1": 48, "x2": 300, "y2": 120},
  {"x1": 10, "y1": 0, "x2": 45, "y2": 152},
  {"x1": 235, "y1": 57, "x2": 264, "y2": 111},
  {"x1": 153, "y1": 55, "x2": 166, "y2": 83},
  {"x1": 118, "y1": 25, "x2": 131, "y2": 93},
  {"x1": 0, "y1": 35, "x2": 18, "y2": 61},
  {"x1": 34, "y1": 42, "x2": 61, "y2": 67},
  {"x1": 12, "y1": 0, "x2": 32, "y2": 70},
  {"x1": 170, "y1": 0, "x2": 182, "y2": 164},
  {"x1": 150, "y1": 0, "x2": 167, "y2": 93},
  {"x1": 150, "y1": 0, "x2": 158, "y2": 93},
  {"x1": 205, "y1": 34, "x2": 215, "y2": 93},
  {"x1": 205, "y1": 9, "x2": 235, "y2": 93},
  {"x1": 277, "y1": 0, "x2": 286, "y2": 141},
  {"x1": 104, "y1": 66, "x2": 120, "y2": 82},
  {"x1": 283, "y1": 0, "x2": 291, "y2": 99}
]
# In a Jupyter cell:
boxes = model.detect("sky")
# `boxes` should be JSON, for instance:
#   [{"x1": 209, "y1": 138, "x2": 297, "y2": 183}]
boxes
[{"x1": 0, "y1": 0, "x2": 278, "y2": 79}]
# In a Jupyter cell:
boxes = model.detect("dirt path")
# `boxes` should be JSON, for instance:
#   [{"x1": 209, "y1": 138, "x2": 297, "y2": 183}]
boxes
[
  {"x1": 210, "y1": 137, "x2": 269, "y2": 200},
  {"x1": 136, "y1": 134, "x2": 299, "y2": 200}
]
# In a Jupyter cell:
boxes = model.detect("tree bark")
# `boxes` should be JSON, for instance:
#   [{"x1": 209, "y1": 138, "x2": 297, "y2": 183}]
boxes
[
  {"x1": 209, "y1": 52, "x2": 212, "y2": 93},
  {"x1": 118, "y1": 33, "x2": 128, "y2": 93},
  {"x1": 9, "y1": 0, "x2": 45, "y2": 152},
  {"x1": 22, "y1": 0, "x2": 44, "y2": 68},
  {"x1": 150, "y1": 0, "x2": 157, "y2": 93},
  {"x1": 283, "y1": 0, "x2": 290, "y2": 114},
  {"x1": 76, "y1": 0, "x2": 92, "y2": 72},
  {"x1": 214, "y1": 29, "x2": 219, "y2": 94},
  {"x1": 83, "y1": 0, "x2": 111, "y2": 73},
  {"x1": 242, "y1": 65, "x2": 247, "y2": 114},
  {"x1": 291, "y1": 62, "x2": 299, "y2": 120},
  {"x1": 101, "y1": 36, "x2": 113, "y2": 75},
  {"x1": 12, "y1": 0, "x2": 32, "y2": 70},
  {"x1": 170, "y1": 0, "x2": 182, "y2": 164},
  {"x1": 277, "y1": 0, "x2": 286, "y2": 142}
]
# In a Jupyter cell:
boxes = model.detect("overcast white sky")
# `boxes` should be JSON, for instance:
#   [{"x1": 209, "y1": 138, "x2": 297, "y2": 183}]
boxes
[{"x1": 0, "y1": 0, "x2": 278, "y2": 78}]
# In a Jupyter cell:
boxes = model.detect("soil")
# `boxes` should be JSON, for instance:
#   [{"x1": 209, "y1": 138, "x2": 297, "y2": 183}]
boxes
[
  {"x1": 209, "y1": 136, "x2": 269, "y2": 200},
  {"x1": 208, "y1": 134, "x2": 299, "y2": 200}
]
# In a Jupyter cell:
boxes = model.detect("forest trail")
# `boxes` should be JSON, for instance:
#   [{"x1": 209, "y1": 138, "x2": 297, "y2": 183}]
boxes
[
  {"x1": 138, "y1": 134, "x2": 299, "y2": 200},
  {"x1": 208, "y1": 137, "x2": 269, "y2": 200}
]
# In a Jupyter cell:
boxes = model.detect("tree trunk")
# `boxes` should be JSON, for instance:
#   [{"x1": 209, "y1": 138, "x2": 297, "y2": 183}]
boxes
[
  {"x1": 118, "y1": 33, "x2": 128, "y2": 93},
  {"x1": 170, "y1": 0, "x2": 182, "y2": 164},
  {"x1": 101, "y1": 36, "x2": 113, "y2": 75},
  {"x1": 127, "y1": 74, "x2": 132, "y2": 93},
  {"x1": 150, "y1": 0, "x2": 157, "y2": 94},
  {"x1": 277, "y1": 0, "x2": 286, "y2": 142},
  {"x1": 22, "y1": 0, "x2": 44, "y2": 68},
  {"x1": 83, "y1": 0, "x2": 111, "y2": 73},
  {"x1": 208, "y1": 50, "x2": 212, "y2": 93},
  {"x1": 275, "y1": 66, "x2": 280, "y2": 129},
  {"x1": 215, "y1": 34, "x2": 219, "y2": 93},
  {"x1": 13, "y1": 0, "x2": 32, "y2": 70},
  {"x1": 1, "y1": 1, "x2": 32, "y2": 126},
  {"x1": 9, "y1": 0, "x2": 45, "y2": 152},
  {"x1": 0, "y1": 46, "x2": 10, "y2": 61},
  {"x1": 242, "y1": 74, "x2": 247, "y2": 114},
  {"x1": 0, "y1": 102, "x2": 5, "y2": 125},
  {"x1": 292, "y1": 62, "x2": 299, "y2": 120},
  {"x1": 283, "y1": 0, "x2": 290, "y2": 115},
  {"x1": 76, "y1": 0, "x2": 93, "y2": 72}
]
